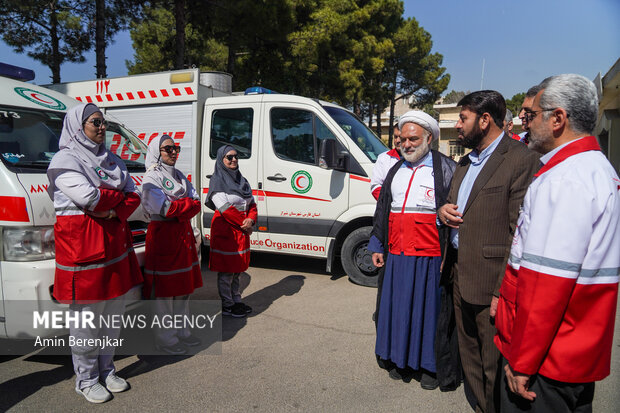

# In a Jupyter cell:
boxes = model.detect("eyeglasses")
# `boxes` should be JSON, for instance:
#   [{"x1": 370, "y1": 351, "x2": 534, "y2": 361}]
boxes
[
  {"x1": 160, "y1": 145, "x2": 181, "y2": 154},
  {"x1": 85, "y1": 119, "x2": 108, "y2": 128},
  {"x1": 524, "y1": 108, "x2": 558, "y2": 122},
  {"x1": 225, "y1": 154, "x2": 239, "y2": 161}
]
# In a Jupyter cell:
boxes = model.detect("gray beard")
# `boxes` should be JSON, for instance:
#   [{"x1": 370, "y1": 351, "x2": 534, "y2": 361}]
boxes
[{"x1": 402, "y1": 144, "x2": 430, "y2": 164}]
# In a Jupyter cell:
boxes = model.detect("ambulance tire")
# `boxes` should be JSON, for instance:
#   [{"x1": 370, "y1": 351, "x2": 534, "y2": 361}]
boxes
[{"x1": 341, "y1": 226, "x2": 379, "y2": 287}]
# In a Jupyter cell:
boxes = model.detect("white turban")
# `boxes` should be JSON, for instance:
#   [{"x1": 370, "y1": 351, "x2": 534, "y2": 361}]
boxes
[{"x1": 398, "y1": 110, "x2": 440, "y2": 141}]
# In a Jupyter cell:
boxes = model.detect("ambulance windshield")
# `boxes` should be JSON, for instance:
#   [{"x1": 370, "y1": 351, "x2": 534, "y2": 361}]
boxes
[
  {"x1": 323, "y1": 106, "x2": 387, "y2": 163},
  {"x1": 0, "y1": 106, "x2": 146, "y2": 171}
]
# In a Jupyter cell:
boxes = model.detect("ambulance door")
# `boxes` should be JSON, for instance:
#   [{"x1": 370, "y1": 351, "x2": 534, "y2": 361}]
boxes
[
  {"x1": 201, "y1": 102, "x2": 261, "y2": 245},
  {"x1": 259, "y1": 104, "x2": 349, "y2": 257}
]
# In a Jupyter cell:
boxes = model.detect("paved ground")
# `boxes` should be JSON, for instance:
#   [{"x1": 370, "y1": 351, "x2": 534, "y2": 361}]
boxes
[{"x1": 0, "y1": 253, "x2": 618, "y2": 412}]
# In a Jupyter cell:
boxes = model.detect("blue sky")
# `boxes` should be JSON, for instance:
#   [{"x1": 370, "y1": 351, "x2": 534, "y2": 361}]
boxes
[{"x1": 1, "y1": 0, "x2": 618, "y2": 99}]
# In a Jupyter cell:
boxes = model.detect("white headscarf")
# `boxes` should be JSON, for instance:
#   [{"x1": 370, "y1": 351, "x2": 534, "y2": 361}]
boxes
[
  {"x1": 398, "y1": 110, "x2": 440, "y2": 141},
  {"x1": 48, "y1": 103, "x2": 129, "y2": 197},
  {"x1": 142, "y1": 134, "x2": 193, "y2": 200}
]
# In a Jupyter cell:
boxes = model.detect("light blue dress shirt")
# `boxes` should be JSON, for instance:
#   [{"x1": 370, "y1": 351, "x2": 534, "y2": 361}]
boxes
[{"x1": 450, "y1": 132, "x2": 505, "y2": 249}]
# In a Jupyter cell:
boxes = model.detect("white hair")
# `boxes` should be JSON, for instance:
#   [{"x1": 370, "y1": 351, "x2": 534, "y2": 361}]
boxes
[{"x1": 538, "y1": 74, "x2": 598, "y2": 134}]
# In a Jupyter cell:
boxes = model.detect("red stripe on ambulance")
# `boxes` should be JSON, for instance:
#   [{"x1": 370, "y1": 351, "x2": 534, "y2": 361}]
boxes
[
  {"x1": 74, "y1": 87, "x2": 196, "y2": 104},
  {"x1": 350, "y1": 175, "x2": 371, "y2": 183}
]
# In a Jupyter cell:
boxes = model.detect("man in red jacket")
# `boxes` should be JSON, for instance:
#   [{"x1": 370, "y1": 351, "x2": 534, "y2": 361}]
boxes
[{"x1": 495, "y1": 74, "x2": 620, "y2": 412}]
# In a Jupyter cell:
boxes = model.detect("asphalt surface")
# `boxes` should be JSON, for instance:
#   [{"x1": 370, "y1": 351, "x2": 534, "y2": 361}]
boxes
[{"x1": 0, "y1": 252, "x2": 618, "y2": 412}]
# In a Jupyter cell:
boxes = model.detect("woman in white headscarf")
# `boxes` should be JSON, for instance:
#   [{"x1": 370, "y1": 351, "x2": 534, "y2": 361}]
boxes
[
  {"x1": 47, "y1": 103, "x2": 142, "y2": 403},
  {"x1": 142, "y1": 134, "x2": 202, "y2": 355},
  {"x1": 206, "y1": 145, "x2": 257, "y2": 318}
]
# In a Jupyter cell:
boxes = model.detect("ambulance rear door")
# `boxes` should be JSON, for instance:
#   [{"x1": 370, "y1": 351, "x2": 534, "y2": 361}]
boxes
[{"x1": 104, "y1": 103, "x2": 197, "y2": 184}]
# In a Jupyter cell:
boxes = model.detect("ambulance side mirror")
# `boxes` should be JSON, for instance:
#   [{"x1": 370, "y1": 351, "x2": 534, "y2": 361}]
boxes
[{"x1": 319, "y1": 139, "x2": 347, "y2": 171}]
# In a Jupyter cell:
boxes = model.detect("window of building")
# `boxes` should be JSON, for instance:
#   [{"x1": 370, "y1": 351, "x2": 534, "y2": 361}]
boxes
[{"x1": 449, "y1": 140, "x2": 465, "y2": 157}]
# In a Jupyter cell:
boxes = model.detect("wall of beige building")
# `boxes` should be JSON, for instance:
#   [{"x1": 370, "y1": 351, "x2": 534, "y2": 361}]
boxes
[
  {"x1": 594, "y1": 57, "x2": 620, "y2": 174},
  {"x1": 433, "y1": 103, "x2": 524, "y2": 161}
]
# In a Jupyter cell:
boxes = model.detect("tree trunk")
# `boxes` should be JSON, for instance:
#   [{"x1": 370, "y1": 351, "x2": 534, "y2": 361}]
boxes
[
  {"x1": 50, "y1": 2, "x2": 61, "y2": 83},
  {"x1": 95, "y1": 0, "x2": 106, "y2": 78},
  {"x1": 367, "y1": 103, "x2": 373, "y2": 129},
  {"x1": 227, "y1": 30, "x2": 236, "y2": 90},
  {"x1": 375, "y1": 104, "x2": 381, "y2": 141},
  {"x1": 174, "y1": 0, "x2": 186, "y2": 69},
  {"x1": 388, "y1": 80, "x2": 397, "y2": 148},
  {"x1": 353, "y1": 94, "x2": 360, "y2": 117}
]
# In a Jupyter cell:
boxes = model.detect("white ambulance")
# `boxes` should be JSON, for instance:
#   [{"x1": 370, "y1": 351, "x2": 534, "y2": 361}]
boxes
[
  {"x1": 47, "y1": 69, "x2": 388, "y2": 286},
  {"x1": 0, "y1": 63, "x2": 148, "y2": 339}
]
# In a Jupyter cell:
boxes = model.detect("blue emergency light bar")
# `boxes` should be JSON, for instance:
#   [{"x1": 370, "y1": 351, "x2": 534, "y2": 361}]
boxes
[
  {"x1": 244, "y1": 86, "x2": 278, "y2": 95},
  {"x1": 0, "y1": 62, "x2": 35, "y2": 81}
]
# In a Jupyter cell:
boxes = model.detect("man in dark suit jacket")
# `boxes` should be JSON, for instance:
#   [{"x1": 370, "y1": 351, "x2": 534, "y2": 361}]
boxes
[{"x1": 438, "y1": 91, "x2": 540, "y2": 413}]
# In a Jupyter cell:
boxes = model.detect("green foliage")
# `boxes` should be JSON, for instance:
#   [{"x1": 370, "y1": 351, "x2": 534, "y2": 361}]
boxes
[
  {"x1": 127, "y1": 4, "x2": 227, "y2": 74},
  {"x1": 505, "y1": 92, "x2": 525, "y2": 117},
  {"x1": 0, "y1": 0, "x2": 91, "y2": 83},
  {"x1": 443, "y1": 90, "x2": 469, "y2": 104},
  {"x1": 288, "y1": 0, "x2": 402, "y2": 108},
  {"x1": 125, "y1": 0, "x2": 449, "y2": 128}
]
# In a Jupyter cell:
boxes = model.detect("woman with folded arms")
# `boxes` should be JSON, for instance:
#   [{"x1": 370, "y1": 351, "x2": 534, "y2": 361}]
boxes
[
  {"x1": 47, "y1": 103, "x2": 142, "y2": 403},
  {"x1": 142, "y1": 135, "x2": 203, "y2": 355}
]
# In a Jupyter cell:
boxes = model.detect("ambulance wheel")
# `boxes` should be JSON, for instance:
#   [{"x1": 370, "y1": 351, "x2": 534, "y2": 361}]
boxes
[{"x1": 341, "y1": 226, "x2": 379, "y2": 287}]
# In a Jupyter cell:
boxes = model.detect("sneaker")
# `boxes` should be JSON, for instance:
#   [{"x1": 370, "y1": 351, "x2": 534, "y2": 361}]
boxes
[
  {"x1": 222, "y1": 304, "x2": 246, "y2": 318},
  {"x1": 104, "y1": 373, "x2": 129, "y2": 393},
  {"x1": 178, "y1": 335, "x2": 201, "y2": 347},
  {"x1": 155, "y1": 342, "x2": 187, "y2": 355},
  {"x1": 420, "y1": 371, "x2": 439, "y2": 390},
  {"x1": 236, "y1": 302, "x2": 252, "y2": 314},
  {"x1": 75, "y1": 382, "x2": 112, "y2": 404}
]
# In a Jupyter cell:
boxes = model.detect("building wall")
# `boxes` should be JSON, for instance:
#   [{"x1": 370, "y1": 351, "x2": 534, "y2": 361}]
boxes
[
  {"x1": 433, "y1": 103, "x2": 524, "y2": 161},
  {"x1": 594, "y1": 58, "x2": 620, "y2": 174}
]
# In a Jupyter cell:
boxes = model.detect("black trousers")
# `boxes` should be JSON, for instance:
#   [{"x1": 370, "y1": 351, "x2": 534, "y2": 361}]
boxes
[{"x1": 499, "y1": 358, "x2": 594, "y2": 413}]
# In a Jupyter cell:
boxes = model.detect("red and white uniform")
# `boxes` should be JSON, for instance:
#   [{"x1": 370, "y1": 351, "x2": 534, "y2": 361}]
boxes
[
  {"x1": 387, "y1": 157, "x2": 440, "y2": 256},
  {"x1": 51, "y1": 173, "x2": 142, "y2": 302},
  {"x1": 209, "y1": 192, "x2": 258, "y2": 273},
  {"x1": 495, "y1": 136, "x2": 620, "y2": 383},
  {"x1": 142, "y1": 185, "x2": 202, "y2": 298},
  {"x1": 370, "y1": 149, "x2": 400, "y2": 200}
]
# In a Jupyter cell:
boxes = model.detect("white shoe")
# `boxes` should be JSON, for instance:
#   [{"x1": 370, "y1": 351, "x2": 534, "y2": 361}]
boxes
[
  {"x1": 76, "y1": 382, "x2": 112, "y2": 403},
  {"x1": 105, "y1": 373, "x2": 129, "y2": 393}
]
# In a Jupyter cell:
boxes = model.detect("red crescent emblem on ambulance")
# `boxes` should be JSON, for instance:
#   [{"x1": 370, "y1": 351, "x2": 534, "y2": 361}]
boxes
[
  {"x1": 30, "y1": 93, "x2": 55, "y2": 104},
  {"x1": 296, "y1": 175, "x2": 305, "y2": 187}
]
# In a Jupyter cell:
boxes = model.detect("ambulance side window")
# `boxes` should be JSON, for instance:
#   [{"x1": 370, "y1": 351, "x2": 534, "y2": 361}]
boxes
[
  {"x1": 209, "y1": 108, "x2": 253, "y2": 159},
  {"x1": 271, "y1": 108, "x2": 314, "y2": 164},
  {"x1": 271, "y1": 108, "x2": 338, "y2": 165}
]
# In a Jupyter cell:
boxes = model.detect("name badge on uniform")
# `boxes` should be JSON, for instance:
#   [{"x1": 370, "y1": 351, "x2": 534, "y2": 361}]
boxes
[{"x1": 416, "y1": 185, "x2": 435, "y2": 208}]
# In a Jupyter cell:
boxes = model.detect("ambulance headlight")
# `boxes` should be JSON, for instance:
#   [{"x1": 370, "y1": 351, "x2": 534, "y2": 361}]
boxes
[{"x1": 1, "y1": 226, "x2": 55, "y2": 261}]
